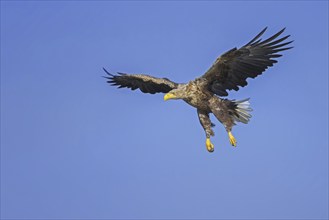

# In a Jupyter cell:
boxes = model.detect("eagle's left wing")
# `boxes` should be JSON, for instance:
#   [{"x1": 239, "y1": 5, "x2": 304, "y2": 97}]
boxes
[
  {"x1": 199, "y1": 27, "x2": 293, "y2": 96},
  {"x1": 103, "y1": 68, "x2": 179, "y2": 94}
]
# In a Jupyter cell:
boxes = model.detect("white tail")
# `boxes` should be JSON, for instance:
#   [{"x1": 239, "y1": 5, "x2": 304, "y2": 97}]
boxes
[{"x1": 232, "y1": 98, "x2": 253, "y2": 124}]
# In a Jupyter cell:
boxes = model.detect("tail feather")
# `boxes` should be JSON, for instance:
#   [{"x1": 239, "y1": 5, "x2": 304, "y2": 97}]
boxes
[{"x1": 233, "y1": 98, "x2": 252, "y2": 124}]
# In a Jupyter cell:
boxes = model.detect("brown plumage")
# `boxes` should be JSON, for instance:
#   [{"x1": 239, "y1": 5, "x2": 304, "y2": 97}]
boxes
[{"x1": 104, "y1": 27, "x2": 293, "y2": 152}]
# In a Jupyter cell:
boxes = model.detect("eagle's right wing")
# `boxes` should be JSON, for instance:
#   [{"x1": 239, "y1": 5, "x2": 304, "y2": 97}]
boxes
[
  {"x1": 199, "y1": 28, "x2": 293, "y2": 96},
  {"x1": 103, "y1": 68, "x2": 179, "y2": 94}
]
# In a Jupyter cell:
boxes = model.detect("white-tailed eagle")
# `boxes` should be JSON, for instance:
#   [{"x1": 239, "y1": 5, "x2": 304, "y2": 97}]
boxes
[{"x1": 104, "y1": 27, "x2": 293, "y2": 152}]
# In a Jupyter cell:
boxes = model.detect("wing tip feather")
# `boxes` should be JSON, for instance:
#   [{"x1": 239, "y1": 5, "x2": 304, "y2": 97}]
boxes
[
  {"x1": 244, "y1": 27, "x2": 268, "y2": 46},
  {"x1": 102, "y1": 67, "x2": 114, "y2": 76}
]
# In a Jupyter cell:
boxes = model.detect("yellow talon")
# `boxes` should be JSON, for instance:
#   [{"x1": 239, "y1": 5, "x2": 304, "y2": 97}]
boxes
[
  {"x1": 228, "y1": 131, "x2": 237, "y2": 147},
  {"x1": 206, "y1": 138, "x2": 214, "y2": 152}
]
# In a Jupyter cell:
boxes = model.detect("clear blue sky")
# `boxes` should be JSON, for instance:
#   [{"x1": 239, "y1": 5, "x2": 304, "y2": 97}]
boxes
[{"x1": 1, "y1": 1, "x2": 328, "y2": 219}]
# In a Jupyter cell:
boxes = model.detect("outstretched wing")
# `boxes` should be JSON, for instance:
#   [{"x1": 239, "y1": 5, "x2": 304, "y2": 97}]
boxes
[
  {"x1": 103, "y1": 68, "x2": 179, "y2": 94},
  {"x1": 200, "y1": 27, "x2": 293, "y2": 96}
]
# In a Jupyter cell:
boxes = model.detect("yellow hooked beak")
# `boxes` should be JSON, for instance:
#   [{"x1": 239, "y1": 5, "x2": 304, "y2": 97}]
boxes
[{"x1": 164, "y1": 93, "x2": 177, "y2": 101}]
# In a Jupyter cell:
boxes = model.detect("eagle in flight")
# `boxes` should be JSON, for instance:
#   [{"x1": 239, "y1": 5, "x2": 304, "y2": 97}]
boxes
[{"x1": 104, "y1": 27, "x2": 293, "y2": 152}]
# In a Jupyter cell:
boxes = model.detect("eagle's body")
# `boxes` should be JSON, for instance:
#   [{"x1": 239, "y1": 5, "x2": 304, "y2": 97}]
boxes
[
  {"x1": 105, "y1": 28, "x2": 293, "y2": 152},
  {"x1": 182, "y1": 80, "x2": 213, "y2": 111}
]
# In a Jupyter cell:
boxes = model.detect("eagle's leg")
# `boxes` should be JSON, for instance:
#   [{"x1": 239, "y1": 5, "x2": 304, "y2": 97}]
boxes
[
  {"x1": 228, "y1": 131, "x2": 237, "y2": 147},
  {"x1": 208, "y1": 97, "x2": 237, "y2": 147},
  {"x1": 197, "y1": 109, "x2": 215, "y2": 152}
]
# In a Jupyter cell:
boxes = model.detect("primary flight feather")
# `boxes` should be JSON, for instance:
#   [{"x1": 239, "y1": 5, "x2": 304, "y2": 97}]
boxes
[{"x1": 104, "y1": 27, "x2": 293, "y2": 152}]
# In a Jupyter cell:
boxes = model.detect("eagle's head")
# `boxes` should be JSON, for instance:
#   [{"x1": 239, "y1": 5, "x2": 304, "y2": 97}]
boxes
[{"x1": 163, "y1": 86, "x2": 188, "y2": 101}]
